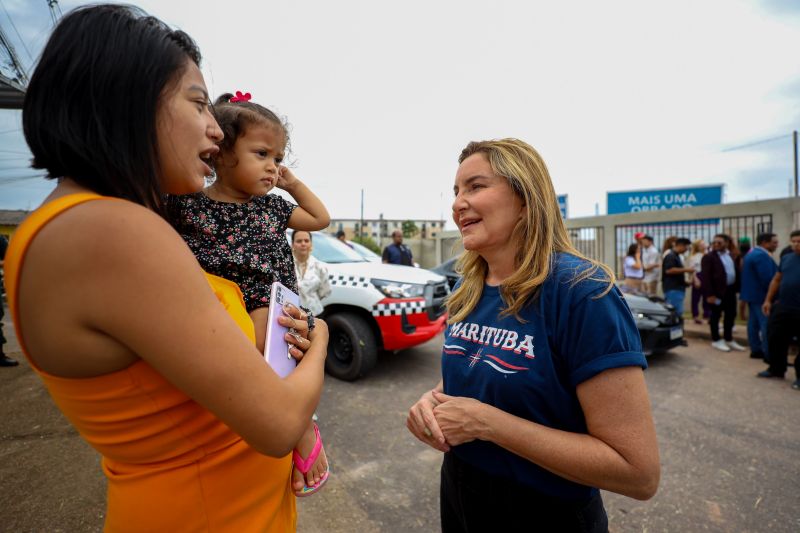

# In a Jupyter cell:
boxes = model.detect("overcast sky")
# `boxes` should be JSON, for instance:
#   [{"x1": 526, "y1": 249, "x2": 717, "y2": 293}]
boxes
[{"x1": 1, "y1": 0, "x2": 799, "y2": 229}]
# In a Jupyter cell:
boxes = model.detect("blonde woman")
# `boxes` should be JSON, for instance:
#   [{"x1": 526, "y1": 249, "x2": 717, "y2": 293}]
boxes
[
  {"x1": 407, "y1": 139, "x2": 659, "y2": 532},
  {"x1": 687, "y1": 239, "x2": 709, "y2": 324},
  {"x1": 661, "y1": 236, "x2": 677, "y2": 259}
]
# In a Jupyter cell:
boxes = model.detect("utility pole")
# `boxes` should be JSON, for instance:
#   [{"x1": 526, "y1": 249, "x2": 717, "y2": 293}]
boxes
[
  {"x1": 0, "y1": 24, "x2": 27, "y2": 85},
  {"x1": 47, "y1": 0, "x2": 64, "y2": 26},
  {"x1": 794, "y1": 130, "x2": 798, "y2": 197},
  {"x1": 360, "y1": 189, "x2": 364, "y2": 239}
]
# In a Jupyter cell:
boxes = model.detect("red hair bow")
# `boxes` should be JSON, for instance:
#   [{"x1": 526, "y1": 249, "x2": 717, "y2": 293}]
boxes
[{"x1": 229, "y1": 91, "x2": 252, "y2": 103}]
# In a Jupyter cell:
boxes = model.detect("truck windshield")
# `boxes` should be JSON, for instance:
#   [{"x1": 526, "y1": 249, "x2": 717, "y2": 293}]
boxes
[
  {"x1": 310, "y1": 233, "x2": 367, "y2": 263},
  {"x1": 348, "y1": 240, "x2": 381, "y2": 261}
]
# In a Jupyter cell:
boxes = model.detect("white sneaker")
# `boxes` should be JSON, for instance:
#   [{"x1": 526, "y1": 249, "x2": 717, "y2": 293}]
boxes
[
  {"x1": 711, "y1": 340, "x2": 731, "y2": 352},
  {"x1": 726, "y1": 340, "x2": 746, "y2": 352}
]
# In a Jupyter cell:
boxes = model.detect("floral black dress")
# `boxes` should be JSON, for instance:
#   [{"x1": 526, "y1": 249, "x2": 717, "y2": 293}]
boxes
[{"x1": 166, "y1": 192, "x2": 298, "y2": 312}]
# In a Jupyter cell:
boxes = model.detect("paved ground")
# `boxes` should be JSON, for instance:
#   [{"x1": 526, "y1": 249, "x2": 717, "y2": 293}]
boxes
[{"x1": 1, "y1": 308, "x2": 798, "y2": 532}]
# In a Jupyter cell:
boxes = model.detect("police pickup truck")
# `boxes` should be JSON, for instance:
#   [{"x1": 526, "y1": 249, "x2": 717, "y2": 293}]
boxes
[{"x1": 303, "y1": 232, "x2": 449, "y2": 380}]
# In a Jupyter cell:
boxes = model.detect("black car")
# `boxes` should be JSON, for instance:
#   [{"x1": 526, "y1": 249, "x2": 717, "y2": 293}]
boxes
[
  {"x1": 430, "y1": 257, "x2": 460, "y2": 291},
  {"x1": 621, "y1": 291, "x2": 685, "y2": 356},
  {"x1": 430, "y1": 257, "x2": 684, "y2": 356}
]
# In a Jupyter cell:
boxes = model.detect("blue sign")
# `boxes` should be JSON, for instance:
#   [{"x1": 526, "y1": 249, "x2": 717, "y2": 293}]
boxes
[
  {"x1": 557, "y1": 194, "x2": 568, "y2": 218},
  {"x1": 607, "y1": 185, "x2": 723, "y2": 214}
]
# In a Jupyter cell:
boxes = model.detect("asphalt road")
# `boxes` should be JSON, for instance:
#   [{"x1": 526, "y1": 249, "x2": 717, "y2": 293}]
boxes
[{"x1": 1, "y1": 313, "x2": 798, "y2": 532}]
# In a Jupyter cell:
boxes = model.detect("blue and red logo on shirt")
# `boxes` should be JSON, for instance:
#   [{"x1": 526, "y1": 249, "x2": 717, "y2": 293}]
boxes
[{"x1": 444, "y1": 320, "x2": 536, "y2": 375}]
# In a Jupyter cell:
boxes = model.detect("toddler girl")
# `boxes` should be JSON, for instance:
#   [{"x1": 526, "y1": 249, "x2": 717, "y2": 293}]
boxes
[{"x1": 167, "y1": 91, "x2": 330, "y2": 496}]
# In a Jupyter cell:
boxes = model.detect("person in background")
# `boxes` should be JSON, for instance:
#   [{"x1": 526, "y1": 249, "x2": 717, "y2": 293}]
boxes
[
  {"x1": 701, "y1": 234, "x2": 745, "y2": 352},
  {"x1": 640, "y1": 235, "x2": 660, "y2": 296},
  {"x1": 687, "y1": 239, "x2": 709, "y2": 324},
  {"x1": 382, "y1": 229, "x2": 414, "y2": 266},
  {"x1": 292, "y1": 230, "x2": 332, "y2": 317},
  {"x1": 0, "y1": 234, "x2": 18, "y2": 367},
  {"x1": 335, "y1": 229, "x2": 352, "y2": 248},
  {"x1": 408, "y1": 138, "x2": 659, "y2": 532},
  {"x1": 740, "y1": 233, "x2": 778, "y2": 361},
  {"x1": 757, "y1": 230, "x2": 800, "y2": 390},
  {"x1": 736, "y1": 237, "x2": 752, "y2": 322},
  {"x1": 622, "y1": 242, "x2": 644, "y2": 294},
  {"x1": 661, "y1": 238, "x2": 693, "y2": 319},
  {"x1": 661, "y1": 236, "x2": 677, "y2": 259}
]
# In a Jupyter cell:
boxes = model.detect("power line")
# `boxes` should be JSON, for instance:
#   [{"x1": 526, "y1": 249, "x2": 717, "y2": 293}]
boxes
[
  {"x1": 0, "y1": 0, "x2": 34, "y2": 64},
  {"x1": 0, "y1": 5, "x2": 29, "y2": 83},
  {"x1": 46, "y1": 0, "x2": 63, "y2": 26},
  {"x1": 721, "y1": 133, "x2": 792, "y2": 152},
  {"x1": 0, "y1": 173, "x2": 47, "y2": 186},
  {"x1": 0, "y1": 127, "x2": 22, "y2": 135}
]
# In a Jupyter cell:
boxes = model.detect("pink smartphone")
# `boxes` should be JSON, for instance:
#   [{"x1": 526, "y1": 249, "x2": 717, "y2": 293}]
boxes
[{"x1": 264, "y1": 281, "x2": 299, "y2": 377}]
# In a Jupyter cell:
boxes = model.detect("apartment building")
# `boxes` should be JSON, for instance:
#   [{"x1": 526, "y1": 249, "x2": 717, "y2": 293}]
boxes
[{"x1": 329, "y1": 218, "x2": 446, "y2": 241}]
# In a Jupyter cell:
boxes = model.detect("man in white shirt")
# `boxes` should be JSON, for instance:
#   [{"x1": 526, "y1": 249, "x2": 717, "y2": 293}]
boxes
[{"x1": 640, "y1": 235, "x2": 661, "y2": 296}]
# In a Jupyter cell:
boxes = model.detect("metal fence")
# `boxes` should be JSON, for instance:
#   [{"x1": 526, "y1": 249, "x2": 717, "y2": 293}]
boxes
[
  {"x1": 439, "y1": 235, "x2": 463, "y2": 263},
  {"x1": 568, "y1": 226, "x2": 605, "y2": 263},
  {"x1": 614, "y1": 214, "x2": 773, "y2": 276}
]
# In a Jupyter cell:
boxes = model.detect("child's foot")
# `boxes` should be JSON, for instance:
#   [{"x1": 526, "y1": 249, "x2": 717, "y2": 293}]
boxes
[{"x1": 292, "y1": 422, "x2": 329, "y2": 494}]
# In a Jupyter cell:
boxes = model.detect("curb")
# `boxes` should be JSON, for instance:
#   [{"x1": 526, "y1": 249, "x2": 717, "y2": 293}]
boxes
[{"x1": 682, "y1": 324, "x2": 749, "y2": 346}]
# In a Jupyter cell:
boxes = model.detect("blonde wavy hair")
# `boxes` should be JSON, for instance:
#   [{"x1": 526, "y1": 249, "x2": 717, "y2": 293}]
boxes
[{"x1": 447, "y1": 139, "x2": 615, "y2": 324}]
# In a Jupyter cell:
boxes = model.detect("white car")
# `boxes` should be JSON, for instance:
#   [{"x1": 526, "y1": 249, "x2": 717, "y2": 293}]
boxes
[{"x1": 302, "y1": 232, "x2": 449, "y2": 380}]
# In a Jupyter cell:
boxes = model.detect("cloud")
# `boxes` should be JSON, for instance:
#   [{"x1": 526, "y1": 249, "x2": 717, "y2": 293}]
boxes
[
  {"x1": 760, "y1": 0, "x2": 800, "y2": 17},
  {"x1": 1, "y1": 0, "x2": 799, "y2": 226}
]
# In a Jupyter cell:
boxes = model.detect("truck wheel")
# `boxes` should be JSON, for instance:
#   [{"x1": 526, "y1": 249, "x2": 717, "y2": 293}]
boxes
[{"x1": 325, "y1": 312, "x2": 377, "y2": 381}]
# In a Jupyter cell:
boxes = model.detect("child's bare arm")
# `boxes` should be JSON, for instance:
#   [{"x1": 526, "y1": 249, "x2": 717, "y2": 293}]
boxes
[{"x1": 278, "y1": 166, "x2": 330, "y2": 231}]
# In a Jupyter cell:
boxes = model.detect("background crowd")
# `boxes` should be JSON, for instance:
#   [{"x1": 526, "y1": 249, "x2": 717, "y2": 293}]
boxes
[{"x1": 621, "y1": 230, "x2": 800, "y2": 391}]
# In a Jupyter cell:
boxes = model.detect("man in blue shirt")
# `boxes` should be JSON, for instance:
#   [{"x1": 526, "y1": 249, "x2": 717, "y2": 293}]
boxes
[
  {"x1": 740, "y1": 233, "x2": 779, "y2": 360},
  {"x1": 757, "y1": 230, "x2": 800, "y2": 390},
  {"x1": 382, "y1": 230, "x2": 414, "y2": 266}
]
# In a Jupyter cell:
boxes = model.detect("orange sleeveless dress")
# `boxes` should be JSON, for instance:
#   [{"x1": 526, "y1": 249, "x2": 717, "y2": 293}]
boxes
[{"x1": 4, "y1": 193, "x2": 296, "y2": 532}]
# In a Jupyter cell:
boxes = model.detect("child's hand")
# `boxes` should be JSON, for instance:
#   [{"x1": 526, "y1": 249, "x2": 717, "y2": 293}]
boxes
[{"x1": 276, "y1": 165, "x2": 299, "y2": 190}]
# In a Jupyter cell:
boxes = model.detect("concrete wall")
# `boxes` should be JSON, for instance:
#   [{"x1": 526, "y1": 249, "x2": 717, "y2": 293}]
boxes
[
  {"x1": 397, "y1": 238, "x2": 439, "y2": 269},
  {"x1": 565, "y1": 196, "x2": 800, "y2": 269}
]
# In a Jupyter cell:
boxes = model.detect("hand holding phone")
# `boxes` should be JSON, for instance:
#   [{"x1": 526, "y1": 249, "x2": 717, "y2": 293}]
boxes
[{"x1": 264, "y1": 282, "x2": 300, "y2": 377}]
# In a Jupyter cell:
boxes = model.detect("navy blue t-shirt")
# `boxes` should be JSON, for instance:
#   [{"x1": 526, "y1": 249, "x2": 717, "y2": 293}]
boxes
[
  {"x1": 777, "y1": 252, "x2": 800, "y2": 310},
  {"x1": 442, "y1": 253, "x2": 646, "y2": 501}
]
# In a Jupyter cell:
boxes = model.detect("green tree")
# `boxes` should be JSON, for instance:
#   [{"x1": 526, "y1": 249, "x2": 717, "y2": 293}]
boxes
[
  {"x1": 402, "y1": 220, "x2": 419, "y2": 238},
  {"x1": 352, "y1": 235, "x2": 381, "y2": 254}
]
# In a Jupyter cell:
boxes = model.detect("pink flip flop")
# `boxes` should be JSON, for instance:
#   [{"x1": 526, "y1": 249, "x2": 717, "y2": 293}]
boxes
[{"x1": 292, "y1": 423, "x2": 329, "y2": 497}]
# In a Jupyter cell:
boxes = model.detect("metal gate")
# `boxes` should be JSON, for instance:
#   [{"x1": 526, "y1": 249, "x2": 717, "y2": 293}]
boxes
[
  {"x1": 568, "y1": 226, "x2": 605, "y2": 263},
  {"x1": 614, "y1": 214, "x2": 773, "y2": 276}
]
